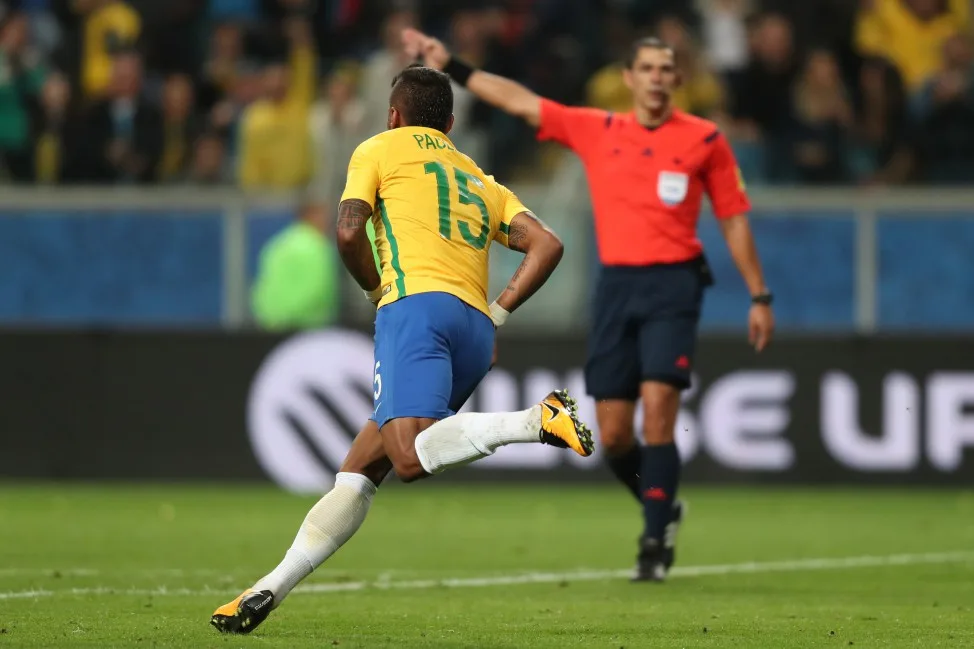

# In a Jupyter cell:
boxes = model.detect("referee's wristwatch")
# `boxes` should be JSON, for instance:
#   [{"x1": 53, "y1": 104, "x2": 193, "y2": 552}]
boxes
[{"x1": 751, "y1": 291, "x2": 774, "y2": 306}]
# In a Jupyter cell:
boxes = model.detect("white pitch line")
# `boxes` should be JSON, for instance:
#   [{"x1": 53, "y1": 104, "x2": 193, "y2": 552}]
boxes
[
  {"x1": 0, "y1": 568, "x2": 101, "y2": 577},
  {"x1": 1, "y1": 551, "x2": 972, "y2": 601},
  {"x1": 0, "y1": 567, "x2": 355, "y2": 578}
]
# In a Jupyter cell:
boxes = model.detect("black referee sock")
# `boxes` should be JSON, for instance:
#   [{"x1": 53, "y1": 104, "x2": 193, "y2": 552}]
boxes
[
  {"x1": 605, "y1": 445, "x2": 642, "y2": 503},
  {"x1": 639, "y1": 443, "x2": 681, "y2": 541}
]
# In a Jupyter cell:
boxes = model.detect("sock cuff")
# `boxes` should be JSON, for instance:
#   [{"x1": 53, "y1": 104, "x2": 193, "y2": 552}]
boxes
[
  {"x1": 413, "y1": 430, "x2": 439, "y2": 475},
  {"x1": 335, "y1": 472, "x2": 377, "y2": 499}
]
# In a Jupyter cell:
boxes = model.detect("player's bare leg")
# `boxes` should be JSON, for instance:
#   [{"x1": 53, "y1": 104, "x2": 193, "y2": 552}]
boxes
[
  {"x1": 633, "y1": 380, "x2": 685, "y2": 583},
  {"x1": 597, "y1": 400, "x2": 641, "y2": 501},
  {"x1": 210, "y1": 421, "x2": 391, "y2": 634},
  {"x1": 384, "y1": 390, "x2": 593, "y2": 482}
]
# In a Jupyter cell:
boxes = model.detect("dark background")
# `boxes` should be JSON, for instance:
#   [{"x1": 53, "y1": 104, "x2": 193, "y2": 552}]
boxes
[{"x1": 2, "y1": 329, "x2": 972, "y2": 485}]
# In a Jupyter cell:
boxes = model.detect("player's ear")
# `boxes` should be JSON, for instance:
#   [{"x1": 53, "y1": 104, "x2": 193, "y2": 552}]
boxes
[
  {"x1": 673, "y1": 69, "x2": 684, "y2": 90},
  {"x1": 443, "y1": 114, "x2": 454, "y2": 135},
  {"x1": 387, "y1": 106, "x2": 401, "y2": 130}
]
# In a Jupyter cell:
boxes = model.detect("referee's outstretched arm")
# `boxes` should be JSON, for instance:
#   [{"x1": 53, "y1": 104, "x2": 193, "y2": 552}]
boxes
[{"x1": 403, "y1": 28, "x2": 542, "y2": 127}]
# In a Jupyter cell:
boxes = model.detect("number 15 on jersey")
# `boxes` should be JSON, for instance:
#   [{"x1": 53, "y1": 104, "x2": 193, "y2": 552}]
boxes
[{"x1": 424, "y1": 161, "x2": 491, "y2": 250}]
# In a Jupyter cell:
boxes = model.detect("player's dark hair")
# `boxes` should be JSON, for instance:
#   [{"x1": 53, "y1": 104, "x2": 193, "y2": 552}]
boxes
[
  {"x1": 389, "y1": 63, "x2": 454, "y2": 132},
  {"x1": 626, "y1": 37, "x2": 674, "y2": 68}
]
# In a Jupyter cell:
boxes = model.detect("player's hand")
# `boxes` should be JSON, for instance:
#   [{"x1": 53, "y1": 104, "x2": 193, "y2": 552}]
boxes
[
  {"x1": 748, "y1": 304, "x2": 774, "y2": 353},
  {"x1": 401, "y1": 28, "x2": 449, "y2": 70},
  {"x1": 364, "y1": 286, "x2": 383, "y2": 306}
]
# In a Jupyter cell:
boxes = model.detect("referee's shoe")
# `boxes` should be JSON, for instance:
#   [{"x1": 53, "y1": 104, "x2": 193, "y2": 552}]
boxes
[{"x1": 632, "y1": 500, "x2": 686, "y2": 582}]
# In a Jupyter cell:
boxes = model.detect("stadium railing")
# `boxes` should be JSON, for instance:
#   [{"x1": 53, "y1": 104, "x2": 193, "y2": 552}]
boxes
[{"x1": 0, "y1": 185, "x2": 972, "y2": 334}]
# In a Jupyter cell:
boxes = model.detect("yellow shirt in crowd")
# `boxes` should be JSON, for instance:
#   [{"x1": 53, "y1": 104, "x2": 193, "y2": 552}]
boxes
[
  {"x1": 586, "y1": 63, "x2": 723, "y2": 117},
  {"x1": 856, "y1": 0, "x2": 970, "y2": 91},
  {"x1": 238, "y1": 46, "x2": 316, "y2": 189},
  {"x1": 83, "y1": 0, "x2": 141, "y2": 98}
]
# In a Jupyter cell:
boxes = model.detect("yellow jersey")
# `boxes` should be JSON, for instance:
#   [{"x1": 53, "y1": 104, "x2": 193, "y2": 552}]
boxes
[
  {"x1": 855, "y1": 0, "x2": 970, "y2": 91},
  {"x1": 238, "y1": 46, "x2": 316, "y2": 189},
  {"x1": 83, "y1": 1, "x2": 141, "y2": 98},
  {"x1": 340, "y1": 127, "x2": 529, "y2": 316}
]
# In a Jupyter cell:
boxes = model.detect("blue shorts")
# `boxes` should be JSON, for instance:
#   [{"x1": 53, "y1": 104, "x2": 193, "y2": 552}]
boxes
[
  {"x1": 585, "y1": 258, "x2": 708, "y2": 399},
  {"x1": 371, "y1": 292, "x2": 495, "y2": 428}
]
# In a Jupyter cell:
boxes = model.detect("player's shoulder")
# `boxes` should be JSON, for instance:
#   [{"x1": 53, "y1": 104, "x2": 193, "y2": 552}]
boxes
[
  {"x1": 566, "y1": 101, "x2": 615, "y2": 127},
  {"x1": 447, "y1": 149, "x2": 494, "y2": 188},
  {"x1": 351, "y1": 131, "x2": 393, "y2": 158},
  {"x1": 670, "y1": 110, "x2": 724, "y2": 144},
  {"x1": 478, "y1": 171, "x2": 517, "y2": 201}
]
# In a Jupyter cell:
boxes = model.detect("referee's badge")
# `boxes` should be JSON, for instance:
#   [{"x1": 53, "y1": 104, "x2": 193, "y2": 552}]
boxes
[{"x1": 657, "y1": 171, "x2": 689, "y2": 206}]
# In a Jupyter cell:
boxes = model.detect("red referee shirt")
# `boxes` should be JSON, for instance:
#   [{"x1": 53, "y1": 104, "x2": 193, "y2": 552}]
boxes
[{"x1": 537, "y1": 99, "x2": 751, "y2": 266}]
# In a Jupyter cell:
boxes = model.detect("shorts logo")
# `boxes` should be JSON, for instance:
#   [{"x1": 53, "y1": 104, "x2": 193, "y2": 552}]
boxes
[{"x1": 657, "y1": 171, "x2": 689, "y2": 206}]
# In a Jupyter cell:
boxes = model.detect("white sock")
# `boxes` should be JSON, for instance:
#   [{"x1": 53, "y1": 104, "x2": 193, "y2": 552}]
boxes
[
  {"x1": 252, "y1": 472, "x2": 376, "y2": 605},
  {"x1": 414, "y1": 405, "x2": 542, "y2": 474}
]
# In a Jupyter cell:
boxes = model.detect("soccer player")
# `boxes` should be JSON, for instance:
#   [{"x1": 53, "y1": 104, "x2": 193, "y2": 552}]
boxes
[
  {"x1": 402, "y1": 30, "x2": 775, "y2": 582},
  {"x1": 210, "y1": 64, "x2": 594, "y2": 634}
]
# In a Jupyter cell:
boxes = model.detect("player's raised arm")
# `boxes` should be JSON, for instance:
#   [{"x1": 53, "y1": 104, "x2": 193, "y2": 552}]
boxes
[
  {"x1": 402, "y1": 28, "x2": 541, "y2": 127},
  {"x1": 487, "y1": 211, "x2": 563, "y2": 327}
]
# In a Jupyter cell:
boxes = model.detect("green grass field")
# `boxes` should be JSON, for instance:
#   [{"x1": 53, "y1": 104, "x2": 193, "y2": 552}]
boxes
[{"x1": 2, "y1": 484, "x2": 974, "y2": 648}]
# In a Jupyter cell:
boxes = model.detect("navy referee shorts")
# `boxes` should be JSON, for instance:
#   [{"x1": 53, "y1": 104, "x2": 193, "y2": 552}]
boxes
[{"x1": 584, "y1": 256, "x2": 712, "y2": 400}]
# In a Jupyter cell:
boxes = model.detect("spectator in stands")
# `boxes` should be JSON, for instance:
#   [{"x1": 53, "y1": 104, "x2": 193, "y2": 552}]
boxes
[
  {"x1": 0, "y1": 10, "x2": 46, "y2": 181},
  {"x1": 308, "y1": 61, "x2": 365, "y2": 206},
  {"x1": 760, "y1": 0, "x2": 859, "y2": 86},
  {"x1": 444, "y1": 9, "x2": 488, "y2": 159},
  {"x1": 2, "y1": 0, "x2": 972, "y2": 191},
  {"x1": 209, "y1": 0, "x2": 259, "y2": 24},
  {"x1": 359, "y1": 6, "x2": 416, "y2": 138},
  {"x1": 237, "y1": 17, "x2": 315, "y2": 190},
  {"x1": 251, "y1": 202, "x2": 341, "y2": 331},
  {"x1": 911, "y1": 32, "x2": 974, "y2": 183},
  {"x1": 74, "y1": 50, "x2": 162, "y2": 183},
  {"x1": 138, "y1": 0, "x2": 206, "y2": 77},
  {"x1": 622, "y1": 0, "x2": 701, "y2": 33},
  {"x1": 186, "y1": 128, "x2": 229, "y2": 184},
  {"x1": 77, "y1": 0, "x2": 141, "y2": 99},
  {"x1": 852, "y1": 56, "x2": 913, "y2": 184},
  {"x1": 31, "y1": 70, "x2": 76, "y2": 183},
  {"x1": 658, "y1": 14, "x2": 724, "y2": 119},
  {"x1": 697, "y1": 0, "x2": 752, "y2": 89},
  {"x1": 730, "y1": 13, "x2": 800, "y2": 183},
  {"x1": 156, "y1": 73, "x2": 198, "y2": 182},
  {"x1": 855, "y1": 0, "x2": 970, "y2": 93},
  {"x1": 197, "y1": 21, "x2": 244, "y2": 114},
  {"x1": 586, "y1": 11, "x2": 637, "y2": 113},
  {"x1": 586, "y1": 14, "x2": 723, "y2": 119},
  {"x1": 23, "y1": 0, "x2": 62, "y2": 58},
  {"x1": 790, "y1": 49, "x2": 853, "y2": 183}
]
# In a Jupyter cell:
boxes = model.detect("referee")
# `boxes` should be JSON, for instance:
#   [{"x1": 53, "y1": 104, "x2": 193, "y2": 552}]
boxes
[{"x1": 403, "y1": 30, "x2": 774, "y2": 582}]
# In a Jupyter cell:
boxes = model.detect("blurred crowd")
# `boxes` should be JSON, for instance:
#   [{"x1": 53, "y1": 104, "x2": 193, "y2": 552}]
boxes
[{"x1": 0, "y1": 0, "x2": 972, "y2": 192}]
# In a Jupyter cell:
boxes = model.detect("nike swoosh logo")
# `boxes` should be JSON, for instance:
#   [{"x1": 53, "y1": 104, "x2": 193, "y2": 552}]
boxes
[{"x1": 542, "y1": 402, "x2": 561, "y2": 422}]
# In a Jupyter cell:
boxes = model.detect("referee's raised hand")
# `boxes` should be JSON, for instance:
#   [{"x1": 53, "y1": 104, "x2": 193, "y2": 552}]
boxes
[{"x1": 402, "y1": 28, "x2": 448, "y2": 70}]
